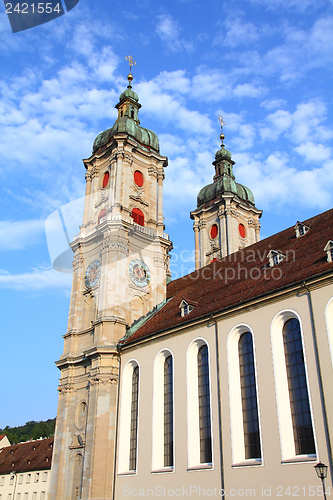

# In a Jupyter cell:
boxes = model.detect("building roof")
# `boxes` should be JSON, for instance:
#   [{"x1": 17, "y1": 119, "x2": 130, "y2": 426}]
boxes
[
  {"x1": 0, "y1": 437, "x2": 53, "y2": 474},
  {"x1": 120, "y1": 207, "x2": 333, "y2": 347}
]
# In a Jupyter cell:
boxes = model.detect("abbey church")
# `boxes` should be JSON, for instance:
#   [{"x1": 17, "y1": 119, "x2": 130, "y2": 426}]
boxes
[{"x1": 49, "y1": 67, "x2": 333, "y2": 499}]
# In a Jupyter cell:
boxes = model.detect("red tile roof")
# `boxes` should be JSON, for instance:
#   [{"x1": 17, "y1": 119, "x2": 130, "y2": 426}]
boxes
[
  {"x1": 0, "y1": 437, "x2": 53, "y2": 474},
  {"x1": 121, "y1": 208, "x2": 333, "y2": 346}
]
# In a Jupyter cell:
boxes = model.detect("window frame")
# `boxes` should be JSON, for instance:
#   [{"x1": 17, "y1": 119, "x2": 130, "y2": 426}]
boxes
[
  {"x1": 271, "y1": 310, "x2": 317, "y2": 462},
  {"x1": 186, "y1": 338, "x2": 213, "y2": 470},
  {"x1": 152, "y1": 349, "x2": 175, "y2": 473},
  {"x1": 227, "y1": 324, "x2": 263, "y2": 467},
  {"x1": 118, "y1": 359, "x2": 141, "y2": 475}
]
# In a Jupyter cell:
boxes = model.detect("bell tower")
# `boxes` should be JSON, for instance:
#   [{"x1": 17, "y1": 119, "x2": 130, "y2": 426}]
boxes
[
  {"x1": 190, "y1": 117, "x2": 262, "y2": 269},
  {"x1": 49, "y1": 59, "x2": 172, "y2": 500}
]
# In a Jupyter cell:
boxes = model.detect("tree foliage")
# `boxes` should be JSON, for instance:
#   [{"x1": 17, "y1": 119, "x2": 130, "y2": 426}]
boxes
[{"x1": 0, "y1": 418, "x2": 56, "y2": 444}]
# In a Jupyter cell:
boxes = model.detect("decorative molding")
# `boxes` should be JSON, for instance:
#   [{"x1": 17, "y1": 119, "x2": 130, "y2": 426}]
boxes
[
  {"x1": 69, "y1": 433, "x2": 85, "y2": 449},
  {"x1": 73, "y1": 253, "x2": 84, "y2": 271},
  {"x1": 129, "y1": 194, "x2": 149, "y2": 206},
  {"x1": 88, "y1": 374, "x2": 118, "y2": 386},
  {"x1": 102, "y1": 237, "x2": 129, "y2": 254},
  {"x1": 58, "y1": 385, "x2": 74, "y2": 395},
  {"x1": 153, "y1": 255, "x2": 165, "y2": 268}
]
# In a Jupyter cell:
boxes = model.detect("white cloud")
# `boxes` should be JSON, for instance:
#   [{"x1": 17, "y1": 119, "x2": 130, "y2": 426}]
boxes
[
  {"x1": 155, "y1": 14, "x2": 193, "y2": 52},
  {"x1": 234, "y1": 150, "x2": 333, "y2": 212},
  {"x1": 248, "y1": 0, "x2": 327, "y2": 12},
  {"x1": 295, "y1": 142, "x2": 331, "y2": 163},
  {"x1": 216, "y1": 17, "x2": 259, "y2": 48},
  {"x1": 0, "y1": 266, "x2": 72, "y2": 291},
  {"x1": 259, "y1": 100, "x2": 332, "y2": 145},
  {"x1": 191, "y1": 70, "x2": 231, "y2": 101},
  {"x1": 137, "y1": 80, "x2": 213, "y2": 135},
  {"x1": 261, "y1": 99, "x2": 287, "y2": 110},
  {"x1": 155, "y1": 70, "x2": 191, "y2": 94},
  {"x1": 0, "y1": 220, "x2": 45, "y2": 251},
  {"x1": 233, "y1": 83, "x2": 265, "y2": 98}
]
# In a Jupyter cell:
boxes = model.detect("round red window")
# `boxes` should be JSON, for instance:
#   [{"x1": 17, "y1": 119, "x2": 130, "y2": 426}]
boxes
[
  {"x1": 134, "y1": 170, "x2": 144, "y2": 187},
  {"x1": 102, "y1": 171, "x2": 109, "y2": 188},
  {"x1": 210, "y1": 224, "x2": 218, "y2": 239},
  {"x1": 239, "y1": 223, "x2": 246, "y2": 238}
]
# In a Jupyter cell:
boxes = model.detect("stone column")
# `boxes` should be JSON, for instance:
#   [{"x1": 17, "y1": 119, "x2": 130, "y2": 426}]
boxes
[
  {"x1": 193, "y1": 220, "x2": 200, "y2": 270},
  {"x1": 157, "y1": 173, "x2": 164, "y2": 228},
  {"x1": 83, "y1": 172, "x2": 92, "y2": 226}
]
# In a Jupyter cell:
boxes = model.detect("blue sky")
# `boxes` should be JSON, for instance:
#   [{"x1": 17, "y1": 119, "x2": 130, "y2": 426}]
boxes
[{"x1": 0, "y1": 0, "x2": 333, "y2": 428}]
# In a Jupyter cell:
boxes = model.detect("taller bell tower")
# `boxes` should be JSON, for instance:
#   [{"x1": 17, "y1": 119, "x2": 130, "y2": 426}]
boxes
[
  {"x1": 190, "y1": 118, "x2": 262, "y2": 268},
  {"x1": 50, "y1": 61, "x2": 172, "y2": 500}
]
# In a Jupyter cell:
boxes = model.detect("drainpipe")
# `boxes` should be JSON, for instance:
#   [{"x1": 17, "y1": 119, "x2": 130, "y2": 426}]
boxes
[
  {"x1": 302, "y1": 281, "x2": 333, "y2": 487},
  {"x1": 11, "y1": 471, "x2": 18, "y2": 500},
  {"x1": 208, "y1": 315, "x2": 225, "y2": 497}
]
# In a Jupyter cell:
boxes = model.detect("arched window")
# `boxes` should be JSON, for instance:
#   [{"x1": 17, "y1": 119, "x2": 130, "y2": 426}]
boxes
[
  {"x1": 238, "y1": 332, "x2": 261, "y2": 460},
  {"x1": 228, "y1": 325, "x2": 262, "y2": 465},
  {"x1": 325, "y1": 297, "x2": 333, "y2": 366},
  {"x1": 71, "y1": 453, "x2": 83, "y2": 499},
  {"x1": 132, "y1": 208, "x2": 144, "y2": 226},
  {"x1": 187, "y1": 339, "x2": 213, "y2": 468},
  {"x1": 129, "y1": 365, "x2": 139, "y2": 471},
  {"x1": 152, "y1": 350, "x2": 174, "y2": 471},
  {"x1": 283, "y1": 318, "x2": 315, "y2": 455},
  {"x1": 97, "y1": 209, "x2": 106, "y2": 225},
  {"x1": 271, "y1": 311, "x2": 316, "y2": 461},
  {"x1": 164, "y1": 355, "x2": 173, "y2": 467},
  {"x1": 198, "y1": 345, "x2": 212, "y2": 464},
  {"x1": 118, "y1": 360, "x2": 140, "y2": 474}
]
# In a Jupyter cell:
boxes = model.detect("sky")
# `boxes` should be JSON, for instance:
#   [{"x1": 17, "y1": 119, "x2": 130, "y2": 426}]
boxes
[{"x1": 0, "y1": 0, "x2": 333, "y2": 429}]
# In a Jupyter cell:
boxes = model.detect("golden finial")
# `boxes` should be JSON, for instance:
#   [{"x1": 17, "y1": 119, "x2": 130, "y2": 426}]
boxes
[
  {"x1": 125, "y1": 55, "x2": 136, "y2": 87},
  {"x1": 218, "y1": 115, "x2": 226, "y2": 147}
]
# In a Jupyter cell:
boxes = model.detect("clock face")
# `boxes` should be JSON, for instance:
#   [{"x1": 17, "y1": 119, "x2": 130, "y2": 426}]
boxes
[
  {"x1": 85, "y1": 260, "x2": 101, "y2": 288},
  {"x1": 129, "y1": 259, "x2": 150, "y2": 287}
]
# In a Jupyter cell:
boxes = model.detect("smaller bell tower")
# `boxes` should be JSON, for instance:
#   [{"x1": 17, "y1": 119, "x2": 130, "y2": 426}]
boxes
[{"x1": 190, "y1": 117, "x2": 262, "y2": 269}]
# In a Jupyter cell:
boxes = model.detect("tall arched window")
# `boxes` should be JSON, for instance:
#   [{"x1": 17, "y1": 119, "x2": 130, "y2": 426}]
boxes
[
  {"x1": 325, "y1": 297, "x2": 333, "y2": 366},
  {"x1": 152, "y1": 350, "x2": 174, "y2": 471},
  {"x1": 271, "y1": 311, "x2": 316, "y2": 461},
  {"x1": 238, "y1": 332, "x2": 261, "y2": 460},
  {"x1": 118, "y1": 360, "x2": 140, "y2": 474},
  {"x1": 283, "y1": 318, "x2": 315, "y2": 455},
  {"x1": 228, "y1": 325, "x2": 262, "y2": 465},
  {"x1": 198, "y1": 344, "x2": 212, "y2": 464},
  {"x1": 129, "y1": 365, "x2": 139, "y2": 471},
  {"x1": 164, "y1": 355, "x2": 173, "y2": 467},
  {"x1": 187, "y1": 339, "x2": 213, "y2": 468}
]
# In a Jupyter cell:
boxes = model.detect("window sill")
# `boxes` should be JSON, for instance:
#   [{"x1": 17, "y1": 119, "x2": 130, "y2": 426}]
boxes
[
  {"x1": 282, "y1": 455, "x2": 317, "y2": 464},
  {"x1": 151, "y1": 467, "x2": 174, "y2": 474},
  {"x1": 232, "y1": 459, "x2": 262, "y2": 468},
  {"x1": 187, "y1": 464, "x2": 213, "y2": 471},
  {"x1": 117, "y1": 470, "x2": 137, "y2": 476}
]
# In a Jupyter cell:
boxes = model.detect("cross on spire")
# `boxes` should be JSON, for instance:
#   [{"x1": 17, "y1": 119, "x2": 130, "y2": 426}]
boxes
[{"x1": 218, "y1": 116, "x2": 226, "y2": 147}]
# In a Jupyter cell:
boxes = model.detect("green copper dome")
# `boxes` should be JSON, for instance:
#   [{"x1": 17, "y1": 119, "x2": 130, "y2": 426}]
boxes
[
  {"x1": 197, "y1": 143, "x2": 255, "y2": 207},
  {"x1": 215, "y1": 146, "x2": 232, "y2": 161},
  {"x1": 93, "y1": 118, "x2": 159, "y2": 153},
  {"x1": 197, "y1": 177, "x2": 255, "y2": 207},
  {"x1": 92, "y1": 81, "x2": 159, "y2": 153}
]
